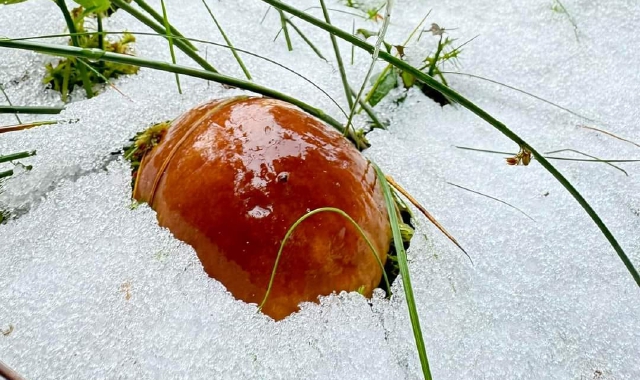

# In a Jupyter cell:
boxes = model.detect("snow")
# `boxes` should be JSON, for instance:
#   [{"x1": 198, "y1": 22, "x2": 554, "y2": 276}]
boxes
[{"x1": 1, "y1": 0, "x2": 639, "y2": 379}]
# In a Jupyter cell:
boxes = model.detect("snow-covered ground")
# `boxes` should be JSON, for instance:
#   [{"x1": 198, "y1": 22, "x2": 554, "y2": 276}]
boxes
[{"x1": 1, "y1": 0, "x2": 639, "y2": 378}]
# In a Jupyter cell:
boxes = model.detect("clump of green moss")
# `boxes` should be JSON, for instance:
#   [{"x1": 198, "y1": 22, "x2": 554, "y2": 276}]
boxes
[{"x1": 43, "y1": 6, "x2": 139, "y2": 101}]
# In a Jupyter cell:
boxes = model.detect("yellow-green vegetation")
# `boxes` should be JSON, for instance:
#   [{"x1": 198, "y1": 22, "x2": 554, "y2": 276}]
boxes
[{"x1": 43, "y1": 5, "x2": 139, "y2": 101}]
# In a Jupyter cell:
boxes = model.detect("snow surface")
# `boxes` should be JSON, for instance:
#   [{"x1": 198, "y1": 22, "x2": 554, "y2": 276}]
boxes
[{"x1": 1, "y1": 0, "x2": 639, "y2": 379}]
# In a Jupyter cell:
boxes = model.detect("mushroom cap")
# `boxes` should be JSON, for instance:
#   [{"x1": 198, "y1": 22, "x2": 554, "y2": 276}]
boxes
[{"x1": 134, "y1": 96, "x2": 391, "y2": 320}]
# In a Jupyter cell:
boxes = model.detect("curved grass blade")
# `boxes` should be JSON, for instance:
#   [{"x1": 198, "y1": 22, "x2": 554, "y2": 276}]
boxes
[
  {"x1": 441, "y1": 71, "x2": 598, "y2": 122},
  {"x1": 545, "y1": 148, "x2": 628, "y2": 176},
  {"x1": 447, "y1": 182, "x2": 536, "y2": 222},
  {"x1": 0, "y1": 39, "x2": 366, "y2": 146},
  {"x1": 373, "y1": 163, "x2": 432, "y2": 380},
  {"x1": 7, "y1": 31, "x2": 348, "y2": 119},
  {"x1": 579, "y1": 125, "x2": 640, "y2": 149},
  {"x1": 259, "y1": 207, "x2": 391, "y2": 312},
  {"x1": 257, "y1": 0, "x2": 639, "y2": 286}
]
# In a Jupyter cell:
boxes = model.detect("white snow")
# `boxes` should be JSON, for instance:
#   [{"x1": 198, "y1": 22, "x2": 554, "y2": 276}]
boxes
[{"x1": 1, "y1": 0, "x2": 639, "y2": 379}]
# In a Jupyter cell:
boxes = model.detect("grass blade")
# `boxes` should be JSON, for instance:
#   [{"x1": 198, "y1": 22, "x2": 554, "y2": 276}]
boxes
[
  {"x1": 0, "y1": 83, "x2": 21, "y2": 123},
  {"x1": 373, "y1": 163, "x2": 432, "y2": 380},
  {"x1": 278, "y1": 9, "x2": 293, "y2": 51},
  {"x1": 131, "y1": 0, "x2": 198, "y2": 50},
  {"x1": 447, "y1": 182, "x2": 536, "y2": 222},
  {"x1": 160, "y1": 0, "x2": 182, "y2": 93},
  {"x1": 260, "y1": 0, "x2": 640, "y2": 287},
  {"x1": 286, "y1": 18, "x2": 327, "y2": 61},
  {"x1": 0, "y1": 120, "x2": 58, "y2": 133},
  {"x1": 579, "y1": 125, "x2": 640, "y2": 149},
  {"x1": 0, "y1": 106, "x2": 63, "y2": 114},
  {"x1": 53, "y1": 0, "x2": 94, "y2": 99},
  {"x1": 259, "y1": 207, "x2": 391, "y2": 312},
  {"x1": 202, "y1": 0, "x2": 252, "y2": 80},
  {"x1": 441, "y1": 71, "x2": 598, "y2": 122},
  {"x1": 111, "y1": 0, "x2": 219, "y2": 73},
  {"x1": 342, "y1": 0, "x2": 391, "y2": 137},
  {"x1": 0, "y1": 39, "x2": 366, "y2": 147},
  {"x1": 0, "y1": 150, "x2": 36, "y2": 164},
  {"x1": 320, "y1": 0, "x2": 353, "y2": 109}
]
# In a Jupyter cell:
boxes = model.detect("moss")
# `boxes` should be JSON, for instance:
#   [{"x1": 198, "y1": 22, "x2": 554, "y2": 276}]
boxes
[{"x1": 43, "y1": 6, "x2": 139, "y2": 101}]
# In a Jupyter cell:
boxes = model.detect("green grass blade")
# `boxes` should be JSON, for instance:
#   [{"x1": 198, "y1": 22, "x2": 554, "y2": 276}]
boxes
[
  {"x1": 259, "y1": 207, "x2": 391, "y2": 312},
  {"x1": 373, "y1": 163, "x2": 432, "y2": 380},
  {"x1": 319, "y1": 0, "x2": 353, "y2": 110},
  {"x1": 349, "y1": 85, "x2": 386, "y2": 130},
  {"x1": 0, "y1": 39, "x2": 368, "y2": 147},
  {"x1": 343, "y1": 0, "x2": 391, "y2": 136},
  {"x1": 441, "y1": 71, "x2": 598, "y2": 122},
  {"x1": 286, "y1": 18, "x2": 327, "y2": 61},
  {"x1": 0, "y1": 150, "x2": 35, "y2": 164},
  {"x1": 0, "y1": 82, "x2": 21, "y2": 124},
  {"x1": 131, "y1": 0, "x2": 198, "y2": 50},
  {"x1": 0, "y1": 105, "x2": 64, "y2": 114},
  {"x1": 201, "y1": 0, "x2": 252, "y2": 80},
  {"x1": 278, "y1": 9, "x2": 293, "y2": 51},
  {"x1": 160, "y1": 0, "x2": 182, "y2": 93},
  {"x1": 7, "y1": 32, "x2": 348, "y2": 119},
  {"x1": 111, "y1": 0, "x2": 218, "y2": 73},
  {"x1": 53, "y1": 0, "x2": 94, "y2": 99},
  {"x1": 260, "y1": 0, "x2": 640, "y2": 287}
]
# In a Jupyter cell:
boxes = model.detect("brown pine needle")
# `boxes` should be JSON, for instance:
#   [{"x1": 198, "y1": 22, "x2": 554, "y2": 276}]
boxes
[
  {"x1": 579, "y1": 125, "x2": 640, "y2": 149},
  {"x1": 385, "y1": 175, "x2": 472, "y2": 264},
  {"x1": 0, "y1": 120, "x2": 57, "y2": 134}
]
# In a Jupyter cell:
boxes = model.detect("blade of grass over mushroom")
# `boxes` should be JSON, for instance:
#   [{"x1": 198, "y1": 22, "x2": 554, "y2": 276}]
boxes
[
  {"x1": 0, "y1": 120, "x2": 58, "y2": 133},
  {"x1": 110, "y1": 0, "x2": 219, "y2": 73},
  {"x1": 254, "y1": 0, "x2": 640, "y2": 284},
  {"x1": 373, "y1": 163, "x2": 432, "y2": 380},
  {"x1": 202, "y1": 0, "x2": 252, "y2": 80},
  {"x1": 53, "y1": 0, "x2": 94, "y2": 99},
  {"x1": 259, "y1": 207, "x2": 391, "y2": 312},
  {"x1": 285, "y1": 18, "x2": 327, "y2": 61},
  {"x1": 343, "y1": 0, "x2": 392, "y2": 137},
  {"x1": 0, "y1": 83, "x2": 21, "y2": 124},
  {"x1": 0, "y1": 106, "x2": 64, "y2": 114},
  {"x1": 0, "y1": 39, "x2": 365, "y2": 146},
  {"x1": 447, "y1": 182, "x2": 536, "y2": 222},
  {"x1": 130, "y1": 0, "x2": 197, "y2": 50},
  {"x1": 160, "y1": 0, "x2": 182, "y2": 93},
  {"x1": 579, "y1": 125, "x2": 640, "y2": 149},
  {"x1": 441, "y1": 71, "x2": 599, "y2": 122},
  {"x1": 319, "y1": 0, "x2": 353, "y2": 110},
  {"x1": 0, "y1": 151, "x2": 35, "y2": 164},
  {"x1": 278, "y1": 9, "x2": 293, "y2": 51},
  {"x1": 386, "y1": 175, "x2": 472, "y2": 264},
  {"x1": 7, "y1": 32, "x2": 348, "y2": 119}
]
